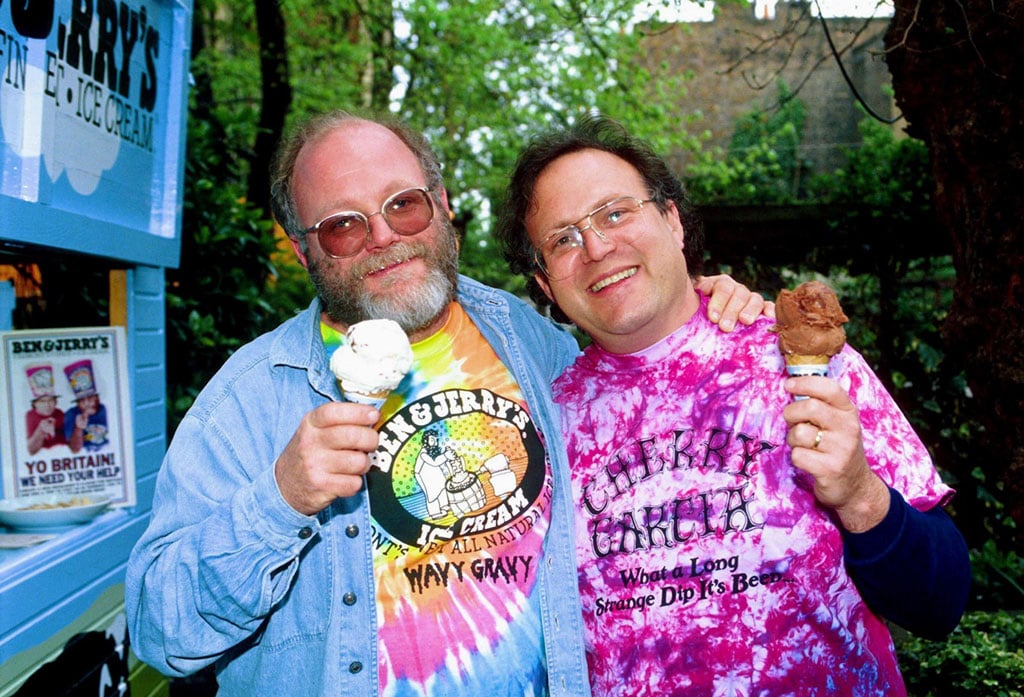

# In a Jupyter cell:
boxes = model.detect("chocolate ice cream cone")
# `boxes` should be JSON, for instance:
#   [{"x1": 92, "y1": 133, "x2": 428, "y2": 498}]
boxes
[{"x1": 773, "y1": 281, "x2": 848, "y2": 398}]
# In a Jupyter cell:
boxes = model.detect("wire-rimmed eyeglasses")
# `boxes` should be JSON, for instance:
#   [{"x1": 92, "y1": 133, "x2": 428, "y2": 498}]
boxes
[
  {"x1": 304, "y1": 187, "x2": 436, "y2": 259},
  {"x1": 533, "y1": 196, "x2": 653, "y2": 279}
]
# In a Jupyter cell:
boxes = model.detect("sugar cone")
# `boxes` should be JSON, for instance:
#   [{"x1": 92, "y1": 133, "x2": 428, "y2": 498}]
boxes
[
  {"x1": 342, "y1": 387, "x2": 389, "y2": 408},
  {"x1": 784, "y1": 354, "x2": 829, "y2": 378}
]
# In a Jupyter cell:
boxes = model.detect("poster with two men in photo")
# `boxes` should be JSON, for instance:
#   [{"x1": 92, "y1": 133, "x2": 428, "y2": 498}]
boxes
[{"x1": 0, "y1": 327, "x2": 135, "y2": 507}]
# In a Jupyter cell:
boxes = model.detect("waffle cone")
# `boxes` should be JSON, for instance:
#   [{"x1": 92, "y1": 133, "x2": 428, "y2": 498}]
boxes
[
  {"x1": 343, "y1": 389, "x2": 389, "y2": 407},
  {"x1": 784, "y1": 354, "x2": 829, "y2": 366}
]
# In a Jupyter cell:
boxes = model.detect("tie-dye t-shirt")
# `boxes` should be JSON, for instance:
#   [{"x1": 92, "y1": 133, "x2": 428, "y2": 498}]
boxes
[
  {"x1": 323, "y1": 303, "x2": 552, "y2": 697},
  {"x1": 552, "y1": 295, "x2": 951, "y2": 697}
]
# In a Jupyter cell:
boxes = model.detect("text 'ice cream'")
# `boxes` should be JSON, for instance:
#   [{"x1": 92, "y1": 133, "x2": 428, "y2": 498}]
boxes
[
  {"x1": 772, "y1": 280, "x2": 849, "y2": 377},
  {"x1": 330, "y1": 319, "x2": 413, "y2": 406}
]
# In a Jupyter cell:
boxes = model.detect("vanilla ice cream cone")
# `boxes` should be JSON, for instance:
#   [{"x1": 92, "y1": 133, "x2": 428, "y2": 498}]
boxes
[{"x1": 330, "y1": 319, "x2": 413, "y2": 408}]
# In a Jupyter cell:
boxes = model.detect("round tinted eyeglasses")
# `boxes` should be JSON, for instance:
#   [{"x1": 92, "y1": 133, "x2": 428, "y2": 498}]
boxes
[{"x1": 304, "y1": 187, "x2": 436, "y2": 258}]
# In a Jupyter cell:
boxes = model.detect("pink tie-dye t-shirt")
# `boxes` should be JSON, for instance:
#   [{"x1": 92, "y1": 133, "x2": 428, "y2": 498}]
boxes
[
  {"x1": 552, "y1": 296, "x2": 951, "y2": 697},
  {"x1": 324, "y1": 303, "x2": 552, "y2": 697}
]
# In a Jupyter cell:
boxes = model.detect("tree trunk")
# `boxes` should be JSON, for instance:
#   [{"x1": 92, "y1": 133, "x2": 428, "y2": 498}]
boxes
[
  {"x1": 366, "y1": 0, "x2": 396, "y2": 112},
  {"x1": 188, "y1": 3, "x2": 228, "y2": 183},
  {"x1": 249, "y1": 0, "x2": 292, "y2": 214},
  {"x1": 885, "y1": 1, "x2": 1024, "y2": 542}
]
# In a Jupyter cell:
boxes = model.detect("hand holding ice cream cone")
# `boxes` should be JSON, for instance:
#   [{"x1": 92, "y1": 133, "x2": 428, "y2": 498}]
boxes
[{"x1": 774, "y1": 282, "x2": 889, "y2": 530}]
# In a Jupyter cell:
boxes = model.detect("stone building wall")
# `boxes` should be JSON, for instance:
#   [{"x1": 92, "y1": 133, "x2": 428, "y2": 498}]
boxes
[{"x1": 639, "y1": 0, "x2": 897, "y2": 176}]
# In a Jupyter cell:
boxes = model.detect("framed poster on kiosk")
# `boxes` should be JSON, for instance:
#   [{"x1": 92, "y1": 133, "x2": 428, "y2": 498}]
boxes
[{"x1": 0, "y1": 326, "x2": 136, "y2": 508}]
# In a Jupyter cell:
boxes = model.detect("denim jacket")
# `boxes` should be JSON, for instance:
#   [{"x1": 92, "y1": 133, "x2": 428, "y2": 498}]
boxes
[{"x1": 126, "y1": 276, "x2": 592, "y2": 697}]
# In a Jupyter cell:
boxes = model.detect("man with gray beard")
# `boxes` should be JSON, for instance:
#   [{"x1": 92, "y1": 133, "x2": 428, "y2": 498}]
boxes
[{"x1": 126, "y1": 110, "x2": 765, "y2": 697}]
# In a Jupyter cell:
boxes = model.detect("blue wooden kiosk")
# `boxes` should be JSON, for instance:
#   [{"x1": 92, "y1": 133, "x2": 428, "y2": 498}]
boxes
[{"x1": 0, "y1": 0, "x2": 192, "y2": 694}]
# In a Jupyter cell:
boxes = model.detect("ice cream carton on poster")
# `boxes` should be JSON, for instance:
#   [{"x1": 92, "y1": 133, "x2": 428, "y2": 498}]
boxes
[{"x1": 0, "y1": 327, "x2": 135, "y2": 508}]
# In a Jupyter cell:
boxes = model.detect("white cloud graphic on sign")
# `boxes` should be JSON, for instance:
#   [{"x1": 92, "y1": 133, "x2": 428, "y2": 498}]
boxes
[{"x1": 1, "y1": 27, "x2": 120, "y2": 198}]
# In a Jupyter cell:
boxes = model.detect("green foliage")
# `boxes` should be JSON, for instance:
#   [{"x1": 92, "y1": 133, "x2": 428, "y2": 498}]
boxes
[
  {"x1": 166, "y1": 115, "x2": 301, "y2": 430},
  {"x1": 896, "y1": 611, "x2": 1024, "y2": 697},
  {"x1": 969, "y1": 539, "x2": 1024, "y2": 611},
  {"x1": 389, "y1": 1, "x2": 697, "y2": 283},
  {"x1": 686, "y1": 82, "x2": 810, "y2": 204},
  {"x1": 820, "y1": 115, "x2": 934, "y2": 224}
]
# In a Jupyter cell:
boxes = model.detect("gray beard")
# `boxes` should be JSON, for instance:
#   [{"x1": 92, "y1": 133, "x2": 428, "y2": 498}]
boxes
[{"x1": 307, "y1": 223, "x2": 459, "y2": 335}]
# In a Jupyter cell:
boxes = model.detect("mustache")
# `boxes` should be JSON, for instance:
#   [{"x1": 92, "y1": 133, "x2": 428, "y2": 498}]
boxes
[{"x1": 350, "y1": 240, "x2": 429, "y2": 279}]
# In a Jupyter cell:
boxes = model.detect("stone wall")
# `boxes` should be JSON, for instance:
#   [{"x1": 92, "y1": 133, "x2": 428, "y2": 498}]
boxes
[{"x1": 639, "y1": 1, "x2": 897, "y2": 176}]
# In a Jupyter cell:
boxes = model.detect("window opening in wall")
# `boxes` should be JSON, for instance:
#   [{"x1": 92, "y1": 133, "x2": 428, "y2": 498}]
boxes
[{"x1": 1, "y1": 247, "x2": 116, "y2": 330}]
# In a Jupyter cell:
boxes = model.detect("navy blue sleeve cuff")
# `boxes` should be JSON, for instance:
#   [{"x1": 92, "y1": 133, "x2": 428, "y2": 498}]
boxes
[{"x1": 842, "y1": 487, "x2": 970, "y2": 639}]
